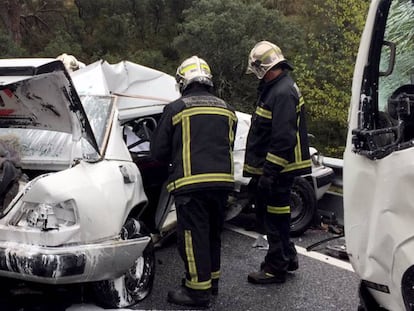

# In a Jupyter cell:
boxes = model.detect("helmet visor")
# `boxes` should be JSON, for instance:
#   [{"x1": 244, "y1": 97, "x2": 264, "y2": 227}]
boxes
[{"x1": 246, "y1": 59, "x2": 269, "y2": 80}]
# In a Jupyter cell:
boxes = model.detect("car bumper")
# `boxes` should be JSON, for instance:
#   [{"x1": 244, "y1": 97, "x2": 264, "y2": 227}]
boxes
[
  {"x1": 311, "y1": 166, "x2": 335, "y2": 200},
  {"x1": 0, "y1": 236, "x2": 150, "y2": 284},
  {"x1": 315, "y1": 169, "x2": 335, "y2": 188}
]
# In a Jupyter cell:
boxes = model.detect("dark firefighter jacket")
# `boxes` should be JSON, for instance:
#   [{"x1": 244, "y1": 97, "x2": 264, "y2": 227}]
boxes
[
  {"x1": 243, "y1": 70, "x2": 311, "y2": 178},
  {"x1": 151, "y1": 84, "x2": 238, "y2": 195}
]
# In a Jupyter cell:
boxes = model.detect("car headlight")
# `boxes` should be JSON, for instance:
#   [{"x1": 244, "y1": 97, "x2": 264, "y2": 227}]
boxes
[{"x1": 10, "y1": 199, "x2": 79, "y2": 230}]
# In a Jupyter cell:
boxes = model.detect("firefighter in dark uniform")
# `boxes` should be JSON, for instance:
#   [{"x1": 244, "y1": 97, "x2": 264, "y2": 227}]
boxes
[
  {"x1": 243, "y1": 41, "x2": 311, "y2": 284},
  {"x1": 151, "y1": 56, "x2": 238, "y2": 308}
]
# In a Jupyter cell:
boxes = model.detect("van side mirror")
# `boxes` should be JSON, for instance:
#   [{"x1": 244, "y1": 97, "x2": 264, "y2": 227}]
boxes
[{"x1": 379, "y1": 41, "x2": 396, "y2": 77}]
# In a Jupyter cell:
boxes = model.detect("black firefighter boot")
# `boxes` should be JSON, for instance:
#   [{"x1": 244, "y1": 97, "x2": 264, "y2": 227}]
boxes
[
  {"x1": 167, "y1": 286, "x2": 211, "y2": 308},
  {"x1": 181, "y1": 278, "x2": 219, "y2": 295},
  {"x1": 260, "y1": 257, "x2": 298, "y2": 272},
  {"x1": 249, "y1": 262, "x2": 287, "y2": 284},
  {"x1": 248, "y1": 269, "x2": 287, "y2": 284}
]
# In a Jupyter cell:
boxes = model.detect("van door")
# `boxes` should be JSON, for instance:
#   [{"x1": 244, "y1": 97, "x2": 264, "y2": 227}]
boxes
[{"x1": 344, "y1": 0, "x2": 414, "y2": 310}]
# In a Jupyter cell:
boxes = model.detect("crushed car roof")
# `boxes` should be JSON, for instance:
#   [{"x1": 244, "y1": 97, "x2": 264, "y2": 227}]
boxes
[{"x1": 71, "y1": 60, "x2": 181, "y2": 120}]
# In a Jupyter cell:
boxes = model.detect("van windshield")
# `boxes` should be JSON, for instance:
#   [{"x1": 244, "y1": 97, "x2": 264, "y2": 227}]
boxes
[{"x1": 378, "y1": 0, "x2": 414, "y2": 111}]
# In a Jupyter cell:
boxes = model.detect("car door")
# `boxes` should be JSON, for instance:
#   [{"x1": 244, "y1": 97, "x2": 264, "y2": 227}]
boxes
[{"x1": 344, "y1": 0, "x2": 414, "y2": 310}]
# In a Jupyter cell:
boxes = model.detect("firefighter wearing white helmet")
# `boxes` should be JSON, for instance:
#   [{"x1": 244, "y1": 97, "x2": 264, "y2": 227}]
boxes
[
  {"x1": 243, "y1": 41, "x2": 311, "y2": 285},
  {"x1": 175, "y1": 56, "x2": 214, "y2": 93},
  {"x1": 246, "y1": 40, "x2": 293, "y2": 80},
  {"x1": 151, "y1": 56, "x2": 237, "y2": 308}
]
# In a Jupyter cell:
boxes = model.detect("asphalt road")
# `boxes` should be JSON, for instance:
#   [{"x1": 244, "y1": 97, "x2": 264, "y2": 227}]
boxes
[
  {"x1": 0, "y1": 214, "x2": 360, "y2": 311},
  {"x1": 136, "y1": 225, "x2": 359, "y2": 311}
]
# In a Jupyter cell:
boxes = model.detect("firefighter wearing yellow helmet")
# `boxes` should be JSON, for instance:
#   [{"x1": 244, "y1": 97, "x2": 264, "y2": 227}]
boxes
[
  {"x1": 151, "y1": 56, "x2": 238, "y2": 308},
  {"x1": 243, "y1": 41, "x2": 311, "y2": 284}
]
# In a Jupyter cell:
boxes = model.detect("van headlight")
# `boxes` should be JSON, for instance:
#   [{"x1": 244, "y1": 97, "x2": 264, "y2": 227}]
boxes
[{"x1": 10, "y1": 199, "x2": 78, "y2": 230}]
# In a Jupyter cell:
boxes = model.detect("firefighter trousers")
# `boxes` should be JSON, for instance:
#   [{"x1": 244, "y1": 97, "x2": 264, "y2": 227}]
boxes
[
  {"x1": 255, "y1": 175, "x2": 297, "y2": 274},
  {"x1": 174, "y1": 190, "x2": 229, "y2": 291}
]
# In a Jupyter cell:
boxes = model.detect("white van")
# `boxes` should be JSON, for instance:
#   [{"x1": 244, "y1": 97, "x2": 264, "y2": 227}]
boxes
[{"x1": 344, "y1": 0, "x2": 414, "y2": 310}]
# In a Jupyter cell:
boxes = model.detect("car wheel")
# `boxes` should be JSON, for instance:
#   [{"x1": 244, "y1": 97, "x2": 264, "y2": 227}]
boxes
[
  {"x1": 290, "y1": 176, "x2": 317, "y2": 237},
  {"x1": 92, "y1": 219, "x2": 155, "y2": 308}
]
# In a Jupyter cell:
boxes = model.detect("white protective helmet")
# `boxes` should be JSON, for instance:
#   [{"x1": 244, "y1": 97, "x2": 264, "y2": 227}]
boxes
[
  {"x1": 175, "y1": 56, "x2": 213, "y2": 93},
  {"x1": 246, "y1": 41, "x2": 292, "y2": 80}
]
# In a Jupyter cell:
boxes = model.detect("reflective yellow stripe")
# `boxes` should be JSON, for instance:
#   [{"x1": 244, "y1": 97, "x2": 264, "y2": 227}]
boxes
[
  {"x1": 266, "y1": 153, "x2": 288, "y2": 167},
  {"x1": 167, "y1": 173, "x2": 234, "y2": 192},
  {"x1": 255, "y1": 106, "x2": 272, "y2": 119},
  {"x1": 185, "y1": 279, "x2": 212, "y2": 290},
  {"x1": 267, "y1": 205, "x2": 290, "y2": 214},
  {"x1": 265, "y1": 272, "x2": 276, "y2": 277},
  {"x1": 185, "y1": 230, "x2": 198, "y2": 283},
  {"x1": 229, "y1": 118, "x2": 235, "y2": 175},
  {"x1": 243, "y1": 164, "x2": 263, "y2": 175},
  {"x1": 173, "y1": 107, "x2": 237, "y2": 125},
  {"x1": 180, "y1": 63, "x2": 211, "y2": 75},
  {"x1": 295, "y1": 97, "x2": 305, "y2": 161},
  {"x1": 182, "y1": 115, "x2": 191, "y2": 176},
  {"x1": 172, "y1": 112, "x2": 182, "y2": 125},
  {"x1": 211, "y1": 271, "x2": 220, "y2": 279},
  {"x1": 281, "y1": 159, "x2": 311, "y2": 173},
  {"x1": 259, "y1": 46, "x2": 281, "y2": 62},
  {"x1": 295, "y1": 127, "x2": 301, "y2": 162},
  {"x1": 296, "y1": 97, "x2": 305, "y2": 113},
  {"x1": 169, "y1": 107, "x2": 237, "y2": 191}
]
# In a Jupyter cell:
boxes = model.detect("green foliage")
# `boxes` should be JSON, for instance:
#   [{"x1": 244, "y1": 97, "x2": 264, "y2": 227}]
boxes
[
  {"x1": 173, "y1": 0, "x2": 305, "y2": 110},
  {"x1": 0, "y1": 0, "x2": 370, "y2": 158},
  {"x1": 291, "y1": 0, "x2": 369, "y2": 157},
  {"x1": 128, "y1": 49, "x2": 177, "y2": 74},
  {"x1": 42, "y1": 30, "x2": 83, "y2": 58},
  {"x1": 0, "y1": 30, "x2": 26, "y2": 57}
]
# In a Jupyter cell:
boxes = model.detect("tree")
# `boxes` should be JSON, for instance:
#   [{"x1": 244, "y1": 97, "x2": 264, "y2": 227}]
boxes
[
  {"x1": 0, "y1": 29, "x2": 26, "y2": 57},
  {"x1": 261, "y1": 0, "x2": 307, "y2": 16},
  {"x1": 0, "y1": 0, "x2": 23, "y2": 44},
  {"x1": 173, "y1": 0, "x2": 305, "y2": 111},
  {"x1": 0, "y1": 1, "x2": 69, "y2": 51},
  {"x1": 0, "y1": 0, "x2": 370, "y2": 156},
  {"x1": 291, "y1": 0, "x2": 369, "y2": 156}
]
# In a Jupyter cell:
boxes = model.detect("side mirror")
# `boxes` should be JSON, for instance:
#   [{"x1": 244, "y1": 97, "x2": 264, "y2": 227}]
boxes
[{"x1": 379, "y1": 41, "x2": 396, "y2": 77}]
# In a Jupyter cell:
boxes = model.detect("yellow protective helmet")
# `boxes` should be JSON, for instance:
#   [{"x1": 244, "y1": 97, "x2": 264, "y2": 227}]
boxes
[
  {"x1": 176, "y1": 56, "x2": 213, "y2": 93},
  {"x1": 246, "y1": 41, "x2": 292, "y2": 79}
]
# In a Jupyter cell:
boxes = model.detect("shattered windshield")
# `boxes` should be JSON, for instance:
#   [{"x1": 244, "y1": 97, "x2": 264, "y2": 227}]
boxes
[
  {"x1": 80, "y1": 95, "x2": 115, "y2": 150},
  {"x1": 378, "y1": 0, "x2": 414, "y2": 111}
]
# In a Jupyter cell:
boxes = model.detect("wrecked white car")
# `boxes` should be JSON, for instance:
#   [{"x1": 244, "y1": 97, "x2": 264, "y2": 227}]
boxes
[
  {"x1": 0, "y1": 57, "x2": 335, "y2": 311},
  {"x1": 69, "y1": 59, "x2": 335, "y2": 238},
  {"x1": 70, "y1": 59, "x2": 335, "y2": 239},
  {"x1": 0, "y1": 58, "x2": 155, "y2": 309}
]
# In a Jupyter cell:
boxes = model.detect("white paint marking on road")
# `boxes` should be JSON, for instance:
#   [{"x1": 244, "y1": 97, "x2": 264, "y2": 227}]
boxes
[{"x1": 225, "y1": 224, "x2": 354, "y2": 272}]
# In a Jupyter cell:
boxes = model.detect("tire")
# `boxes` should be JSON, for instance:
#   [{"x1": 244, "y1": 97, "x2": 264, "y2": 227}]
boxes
[
  {"x1": 92, "y1": 219, "x2": 155, "y2": 308},
  {"x1": 290, "y1": 176, "x2": 317, "y2": 237}
]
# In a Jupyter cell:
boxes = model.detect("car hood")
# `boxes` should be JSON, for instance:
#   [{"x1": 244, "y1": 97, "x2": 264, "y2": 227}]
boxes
[{"x1": 0, "y1": 59, "x2": 99, "y2": 153}]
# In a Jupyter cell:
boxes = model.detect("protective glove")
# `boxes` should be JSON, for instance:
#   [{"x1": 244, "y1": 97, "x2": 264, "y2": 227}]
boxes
[{"x1": 257, "y1": 175, "x2": 274, "y2": 197}]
